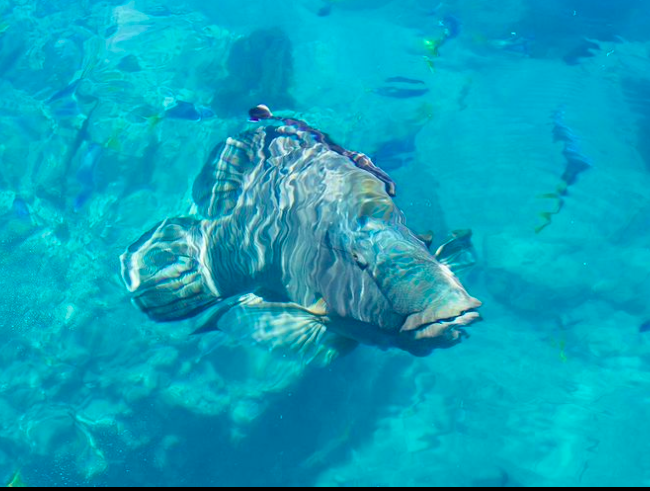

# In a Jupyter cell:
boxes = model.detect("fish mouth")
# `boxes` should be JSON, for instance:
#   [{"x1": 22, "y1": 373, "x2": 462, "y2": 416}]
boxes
[{"x1": 406, "y1": 310, "x2": 481, "y2": 342}]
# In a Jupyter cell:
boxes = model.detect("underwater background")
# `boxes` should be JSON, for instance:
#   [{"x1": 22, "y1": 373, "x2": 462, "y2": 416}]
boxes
[{"x1": 1, "y1": 0, "x2": 650, "y2": 486}]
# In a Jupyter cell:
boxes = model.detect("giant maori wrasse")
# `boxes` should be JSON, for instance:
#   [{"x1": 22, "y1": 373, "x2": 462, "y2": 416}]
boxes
[{"x1": 121, "y1": 110, "x2": 482, "y2": 364}]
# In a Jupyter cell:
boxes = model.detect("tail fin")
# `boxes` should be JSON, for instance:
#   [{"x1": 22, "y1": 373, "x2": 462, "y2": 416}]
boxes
[{"x1": 120, "y1": 218, "x2": 220, "y2": 322}]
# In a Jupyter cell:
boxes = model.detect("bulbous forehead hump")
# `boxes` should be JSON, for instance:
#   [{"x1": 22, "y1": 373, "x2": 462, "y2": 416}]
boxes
[{"x1": 350, "y1": 172, "x2": 396, "y2": 222}]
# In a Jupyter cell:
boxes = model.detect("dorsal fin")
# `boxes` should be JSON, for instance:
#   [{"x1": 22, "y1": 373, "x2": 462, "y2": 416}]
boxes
[
  {"x1": 193, "y1": 107, "x2": 399, "y2": 220},
  {"x1": 192, "y1": 130, "x2": 263, "y2": 219},
  {"x1": 193, "y1": 126, "x2": 310, "y2": 219},
  {"x1": 248, "y1": 104, "x2": 397, "y2": 196}
]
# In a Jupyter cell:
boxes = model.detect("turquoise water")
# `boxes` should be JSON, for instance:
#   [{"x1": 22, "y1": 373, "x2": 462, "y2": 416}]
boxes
[{"x1": 1, "y1": 0, "x2": 650, "y2": 486}]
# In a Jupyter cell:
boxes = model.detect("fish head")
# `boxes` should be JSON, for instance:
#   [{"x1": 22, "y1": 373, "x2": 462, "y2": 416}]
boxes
[
  {"x1": 316, "y1": 168, "x2": 481, "y2": 356},
  {"x1": 347, "y1": 220, "x2": 482, "y2": 355},
  {"x1": 197, "y1": 105, "x2": 216, "y2": 120}
]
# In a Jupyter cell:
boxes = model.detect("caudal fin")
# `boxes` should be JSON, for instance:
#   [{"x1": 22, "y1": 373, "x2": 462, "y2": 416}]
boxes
[{"x1": 120, "y1": 218, "x2": 220, "y2": 322}]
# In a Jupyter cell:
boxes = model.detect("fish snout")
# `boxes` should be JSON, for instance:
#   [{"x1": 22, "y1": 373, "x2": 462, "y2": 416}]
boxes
[{"x1": 400, "y1": 294, "x2": 482, "y2": 344}]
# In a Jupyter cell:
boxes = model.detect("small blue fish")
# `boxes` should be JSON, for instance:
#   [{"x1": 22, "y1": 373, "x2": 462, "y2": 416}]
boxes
[
  {"x1": 197, "y1": 106, "x2": 216, "y2": 120},
  {"x1": 164, "y1": 101, "x2": 215, "y2": 122},
  {"x1": 0, "y1": 39, "x2": 24, "y2": 77},
  {"x1": 317, "y1": 4, "x2": 332, "y2": 16},
  {"x1": 374, "y1": 77, "x2": 430, "y2": 99},
  {"x1": 46, "y1": 78, "x2": 89, "y2": 122},
  {"x1": 563, "y1": 40, "x2": 601, "y2": 66},
  {"x1": 440, "y1": 15, "x2": 461, "y2": 39},
  {"x1": 372, "y1": 133, "x2": 417, "y2": 171},
  {"x1": 553, "y1": 110, "x2": 593, "y2": 186},
  {"x1": 11, "y1": 197, "x2": 30, "y2": 219},
  {"x1": 104, "y1": 25, "x2": 119, "y2": 38},
  {"x1": 74, "y1": 142, "x2": 103, "y2": 211},
  {"x1": 117, "y1": 54, "x2": 142, "y2": 73},
  {"x1": 73, "y1": 188, "x2": 94, "y2": 212},
  {"x1": 561, "y1": 143, "x2": 593, "y2": 185},
  {"x1": 493, "y1": 33, "x2": 533, "y2": 57},
  {"x1": 374, "y1": 86, "x2": 430, "y2": 99},
  {"x1": 536, "y1": 108, "x2": 593, "y2": 233},
  {"x1": 384, "y1": 76, "x2": 426, "y2": 85},
  {"x1": 47, "y1": 79, "x2": 81, "y2": 103},
  {"x1": 640, "y1": 321, "x2": 650, "y2": 333},
  {"x1": 51, "y1": 100, "x2": 83, "y2": 119},
  {"x1": 552, "y1": 121, "x2": 577, "y2": 143}
]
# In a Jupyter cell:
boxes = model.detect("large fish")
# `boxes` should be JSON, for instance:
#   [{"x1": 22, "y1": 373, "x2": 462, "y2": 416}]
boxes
[{"x1": 121, "y1": 112, "x2": 481, "y2": 364}]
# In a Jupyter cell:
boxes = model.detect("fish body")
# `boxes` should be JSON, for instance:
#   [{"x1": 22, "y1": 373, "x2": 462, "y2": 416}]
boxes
[
  {"x1": 47, "y1": 79, "x2": 82, "y2": 103},
  {"x1": 563, "y1": 39, "x2": 601, "y2": 66},
  {"x1": 374, "y1": 86, "x2": 430, "y2": 99},
  {"x1": 553, "y1": 109, "x2": 593, "y2": 186},
  {"x1": 317, "y1": 0, "x2": 395, "y2": 15},
  {"x1": 491, "y1": 34, "x2": 533, "y2": 56},
  {"x1": 317, "y1": 4, "x2": 333, "y2": 16},
  {"x1": 74, "y1": 142, "x2": 103, "y2": 211},
  {"x1": 561, "y1": 143, "x2": 593, "y2": 185},
  {"x1": 11, "y1": 197, "x2": 30, "y2": 219},
  {"x1": 385, "y1": 76, "x2": 426, "y2": 85},
  {"x1": 164, "y1": 101, "x2": 215, "y2": 122},
  {"x1": 126, "y1": 101, "x2": 215, "y2": 129},
  {"x1": 122, "y1": 117, "x2": 481, "y2": 364},
  {"x1": 536, "y1": 109, "x2": 593, "y2": 233},
  {"x1": 117, "y1": 54, "x2": 142, "y2": 73},
  {"x1": 440, "y1": 15, "x2": 461, "y2": 39}
]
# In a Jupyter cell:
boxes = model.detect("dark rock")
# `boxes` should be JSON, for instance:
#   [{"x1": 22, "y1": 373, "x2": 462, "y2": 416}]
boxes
[{"x1": 212, "y1": 28, "x2": 295, "y2": 117}]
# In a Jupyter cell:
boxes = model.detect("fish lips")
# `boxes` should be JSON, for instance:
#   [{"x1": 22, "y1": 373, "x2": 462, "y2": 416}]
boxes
[{"x1": 400, "y1": 309, "x2": 482, "y2": 344}]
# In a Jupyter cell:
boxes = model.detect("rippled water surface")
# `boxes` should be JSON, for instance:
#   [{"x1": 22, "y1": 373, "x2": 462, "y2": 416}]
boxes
[{"x1": 1, "y1": 0, "x2": 649, "y2": 486}]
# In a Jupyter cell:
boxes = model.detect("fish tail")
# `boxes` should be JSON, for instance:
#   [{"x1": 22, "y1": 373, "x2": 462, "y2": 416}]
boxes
[{"x1": 121, "y1": 218, "x2": 221, "y2": 322}]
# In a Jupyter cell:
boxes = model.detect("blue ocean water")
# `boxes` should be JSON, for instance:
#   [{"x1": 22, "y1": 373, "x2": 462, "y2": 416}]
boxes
[{"x1": 1, "y1": 0, "x2": 650, "y2": 486}]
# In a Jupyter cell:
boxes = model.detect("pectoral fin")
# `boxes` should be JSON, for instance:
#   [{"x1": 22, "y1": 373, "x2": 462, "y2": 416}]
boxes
[
  {"x1": 193, "y1": 294, "x2": 357, "y2": 366},
  {"x1": 435, "y1": 229, "x2": 477, "y2": 273}
]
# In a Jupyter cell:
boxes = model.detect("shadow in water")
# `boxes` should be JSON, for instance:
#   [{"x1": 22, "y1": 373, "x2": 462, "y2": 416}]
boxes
[{"x1": 23, "y1": 350, "x2": 413, "y2": 487}]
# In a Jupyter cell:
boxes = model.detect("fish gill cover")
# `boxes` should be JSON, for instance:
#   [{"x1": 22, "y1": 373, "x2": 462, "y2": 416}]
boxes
[{"x1": 0, "y1": 0, "x2": 649, "y2": 487}]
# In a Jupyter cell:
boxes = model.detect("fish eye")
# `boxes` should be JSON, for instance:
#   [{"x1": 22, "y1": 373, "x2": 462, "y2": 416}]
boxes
[{"x1": 352, "y1": 252, "x2": 368, "y2": 270}]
